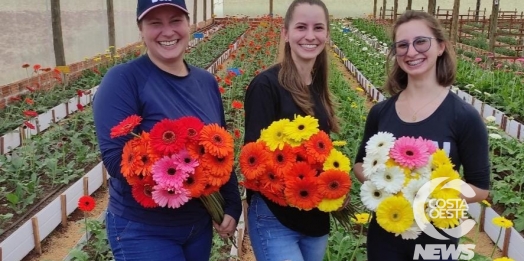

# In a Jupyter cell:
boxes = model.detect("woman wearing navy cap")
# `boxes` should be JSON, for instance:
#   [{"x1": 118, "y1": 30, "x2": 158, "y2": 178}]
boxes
[{"x1": 93, "y1": 0, "x2": 242, "y2": 260}]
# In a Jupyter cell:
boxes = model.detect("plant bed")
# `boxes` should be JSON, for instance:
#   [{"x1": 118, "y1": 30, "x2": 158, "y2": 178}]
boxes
[{"x1": 0, "y1": 23, "x2": 227, "y2": 156}]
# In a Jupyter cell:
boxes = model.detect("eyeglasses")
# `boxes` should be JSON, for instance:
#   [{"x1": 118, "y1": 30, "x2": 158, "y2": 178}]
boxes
[{"x1": 392, "y1": 36, "x2": 436, "y2": 56}]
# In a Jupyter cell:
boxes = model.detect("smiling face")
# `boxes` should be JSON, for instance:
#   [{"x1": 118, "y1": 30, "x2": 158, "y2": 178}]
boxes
[
  {"x1": 139, "y1": 6, "x2": 190, "y2": 67},
  {"x1": 394, "y1": 19, "x2": 445, "y2": 80},
  {"x1": 283, "y1": 3, "x2": 328, "y2": 64}
]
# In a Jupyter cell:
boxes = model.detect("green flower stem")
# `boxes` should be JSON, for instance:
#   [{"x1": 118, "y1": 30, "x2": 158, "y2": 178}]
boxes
[
  {"x1": 349, "y1": 222, "x2": 365, "y2": 261},
  {"x1": 491, "y1": 227, "x2": 503, "y2": 258}
]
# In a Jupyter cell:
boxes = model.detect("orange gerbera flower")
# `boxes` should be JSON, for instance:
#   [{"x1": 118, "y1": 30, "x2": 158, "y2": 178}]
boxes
[
  {"x1": 262, "y1": 189, "x2": 287, "y2": 206},
  {"x1": 176, "y1": 116, "x2": 204, "y2": 142},
  {"x1": 126, "y1": 173, "x2": 154, "y2": 186},
  {"x1": 201, "y1": 184, "x2": 222, "y2": 196},
  {"x1": 110, "y1": 115, "x2": 142, "y2": 138},
  {"x1": 131, "y1": 178, "x2": 158, "y2": 208},
  {"x1": 258, "y1": 165, "x2": 284, "y2": 195},
  {"x1": 183, "y1": 165, "x2": 207, "y2": 198},
  {"x1": 292, "y1": 145, "x2": 309, "y2": 163},
  {"x1": 200, "y1": 153, "x2": 234, "y2": 183},
  {"x1": 304, "y1": 131, "x2": 333, "y2": 163},
  {"x1": 150, "y1": 119, "x2": 187, "y2": 155},
  {"x1": 271, "y1": 144, "x2": 295, "y2": 177},
  {"x1": 318, "y1": 170, "x2": 351, "y2": 199},
  {"x1": 285, "y1": 162, "x2": 316, "y2": 183},
  {"x1": 132, "y1": 133, "x2": 158, "y2": 176},
  {"x1": 199, "y1": 124, "x2": 234, "y2": 157},
  {"x1": 187, "y1": 142, "x2": 206, "y2": 160},
  {"x1": 232, "y1": 100, "x2": 243, "y2": 109},
  {"x1": 239, "y1": 142, "x2": 270, "y2": 180},
  {"x1": 241, "y1": 178, "x2": 261, "y2": 191},
  {"x1": 121, "y1": 137, "x2": 142, "y2": 177},
  {"x1": 284, "y1": 177, "x2": 322, "y2": 211}
]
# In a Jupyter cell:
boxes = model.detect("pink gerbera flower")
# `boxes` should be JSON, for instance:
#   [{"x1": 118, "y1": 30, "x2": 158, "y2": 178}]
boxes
[
  {"x1": 419, "y1": 137, "x2": 437, "y2": 154},
  {"x1": 152, "y1": 184, "x2": 190, "y2": 209},
  {"x1": 390, "y1": 136, "x2": 430, "y2": 169},
  {"x1": 151, "y1": 155, "x2": 189, "y2": 188},
  {"x1": 174, "y1": 148, "x2": 199, "y2": 174}
]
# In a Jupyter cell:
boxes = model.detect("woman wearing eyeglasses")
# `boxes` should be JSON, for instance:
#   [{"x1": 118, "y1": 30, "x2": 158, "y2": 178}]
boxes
[{"x1": 353, "y1": 11, "x2": 490, "y2": 261}]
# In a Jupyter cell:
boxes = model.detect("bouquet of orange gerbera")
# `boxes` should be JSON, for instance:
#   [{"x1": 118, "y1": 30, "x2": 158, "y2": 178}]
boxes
[
  {"x1": 110, "y1": 115, "x2": 234, "y2": 224},
  {"x1": 240, "y1": 115, "x2": 355, "y2": 228}
]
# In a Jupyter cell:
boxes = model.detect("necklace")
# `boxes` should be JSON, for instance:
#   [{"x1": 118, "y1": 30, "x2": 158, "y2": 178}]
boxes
[{"x1": 406, "y1": 88, "x2": 447, "y2": 122}]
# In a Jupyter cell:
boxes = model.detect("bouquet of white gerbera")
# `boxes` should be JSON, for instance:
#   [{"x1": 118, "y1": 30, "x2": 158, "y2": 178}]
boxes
[{"x1": 360, "y1": 132, "x2": 468, "y2": 240}]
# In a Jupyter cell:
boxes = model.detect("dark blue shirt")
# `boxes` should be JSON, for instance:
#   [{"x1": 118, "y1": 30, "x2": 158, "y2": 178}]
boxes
[
  {"x1": 356, "y1": 91, "x2": 490, "y2": 190},
  {"x1": 93, "y1": 55, "x2": 241, "y2": 226}
]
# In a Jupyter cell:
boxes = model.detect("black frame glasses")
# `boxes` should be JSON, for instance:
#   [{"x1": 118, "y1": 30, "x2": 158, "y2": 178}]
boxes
[{"x1": 392, "y1": 36, "x2": 436, "y2": 56}]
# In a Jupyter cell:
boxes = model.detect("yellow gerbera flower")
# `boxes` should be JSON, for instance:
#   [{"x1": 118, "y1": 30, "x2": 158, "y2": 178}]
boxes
[
  {"x1": 318, "y1": 195, "x2": 345, "y2": 212},
  {"x1": 332, "y1": 140, "x2": 347, "y2": 147},
  {"x1": 492, "y1": 217, "x2": 513, "y2": 228},
  {"x1": 431, "y1": 149, "x2": 453, "y2": 170},
  {"x1": 481, "y1": 200, "x2": 491, "y2": 207},
  {"x1": 376, "y1": 196, "x2": 414, "y2": 234},
  {"x1": 430, "y1": 165, "x2": 461, "y2": 192},
  {"x1": 428, "y1": 196, "x2": 466, "y2": 229},
  {"x1": 323, "y1": 149, "x2": 351, "y2": 172},
  {"x1": 283, "y1": 115, "x2": 319, "y2": 143},
  {"x1": 351, "y1": 213, "x2": 371, "y2": 224},
  {"x1": 259, "y1": 119, "x2": 291, "y2": 151},
  {"x1": 493, "y1": 257, "x2": 514, "y2": 261}
]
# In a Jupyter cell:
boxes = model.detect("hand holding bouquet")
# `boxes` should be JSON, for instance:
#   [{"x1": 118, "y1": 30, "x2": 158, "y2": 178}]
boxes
[{"x1": 240, "y1": 115, "x2": 355, "y2": 228}]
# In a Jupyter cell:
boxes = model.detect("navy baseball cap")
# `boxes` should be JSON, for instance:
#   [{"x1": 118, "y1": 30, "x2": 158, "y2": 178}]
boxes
[{"x1": 137, "y1": 0, "x2": 189, "y2": 21}]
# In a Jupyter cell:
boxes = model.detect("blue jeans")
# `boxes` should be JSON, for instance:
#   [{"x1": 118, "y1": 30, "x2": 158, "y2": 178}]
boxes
[
  {"x1": 105, "y1": 211, "x2": 212, "y2": 261},
  {"x1": 248, "y1": 193, "x2": 328, "y2": 261}
]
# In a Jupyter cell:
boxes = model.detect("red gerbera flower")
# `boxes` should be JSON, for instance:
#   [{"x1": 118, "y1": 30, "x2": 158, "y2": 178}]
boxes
[
  {"x1": 131, "y1": 178, "x2": 158, "y2": 208},
  {"x1": 24, "y1": 121, "x2": 35, "y2": 129},
  {"x1": 110, "y1": 114, "x2": 142, "y2": 138},
  {"x1": 262, "y1": 188, "x2": 287, "y2": 206},
  {"x1": 23, "y1": 110, "x2": 38, "y2": 117},
  {"x1": 232, "y1": 100, "x2": 243, "y2": 109},
  {"x1": 284, "y1": 177, "x2": 322, "y2": 211},
  {"x1": 77, "y1": 103, "x2": 84, "y2": 111},
  {"x1": 176, "y1": 116, "x2": 204, "y2": 142},
  {"x1": 304, "y1": 131, "x2": 333, "y2": 163},
  {"x1": 318, "y1": 169, "x2": 351, "y2": 199},
  {"x1": 78, "y1": 195, "x2": 96, "y2": 212},
  {"x1": 150, "y1": 118, "x2": 187, "y2": 155},
  {"x1": 77, "y1": 89, "x2": 84, "y2": 97},
  {"x1": 25, "y1": 98, "x2": 34, "y2": 105},
  {"x1": 234, "y1": 129, "x2": 241, "y2": 139},
  {"x1": 258, "y1": 165, "x2": 284, "y2": 195}
]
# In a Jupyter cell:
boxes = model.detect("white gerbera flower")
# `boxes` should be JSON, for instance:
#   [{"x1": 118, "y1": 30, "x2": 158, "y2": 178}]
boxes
[
  {"x1": 365, "y1": 132, "x2": 396, "y2": 156},
  {"x1": 487, "y1": 126, "x2": 498, "y2": 130},
  {"x1": 402, "y1": 178, "x2": 427, "y2": 204},
  {"x1": 362, "y1": 153, "x2": 388, "y2": 178},
  {"x1": 360, "y1": 181, "x2": 392, "y2": 211},
  {"x1": 412, "y1": 164, "x2": 432, "y2": 180},
  {"x1": 371, "y1": 166, "x2": 405, "y2": 194},
  {"x1": 486, "y1": 116, "x2": 496, "y2": 122},
  {"x1": 489, "y1": 133, "x2": 502, "y2": 139},
  {"x1": 396, "y1": 224, "x2": 422, "y2": 240}
]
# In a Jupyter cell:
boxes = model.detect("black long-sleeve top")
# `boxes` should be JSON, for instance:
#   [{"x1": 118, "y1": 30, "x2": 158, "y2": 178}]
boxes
[
  {"x1": 355, "y1": 91, "x2": 490, "y2": 190},
  {"x1": 244, "y1": 64, "x2": 331, "y2": 237}
]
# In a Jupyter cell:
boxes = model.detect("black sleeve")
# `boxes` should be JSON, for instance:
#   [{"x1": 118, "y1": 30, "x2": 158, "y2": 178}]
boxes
[
  {"x1": 456, "y1": 104, "x2": 491, "y2": 190},
  {"x1": 355, "y1": 102, "x2": 383, "y2": 163},
  {"x1": 243, "y1": 74, "x2": 278, "y2": 144}
]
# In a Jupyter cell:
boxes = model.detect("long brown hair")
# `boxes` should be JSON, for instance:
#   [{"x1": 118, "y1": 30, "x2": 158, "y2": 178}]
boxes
[
  {"x1": 384, "y1": 10, "x2": 456, "y2": 96},
  {"x1": 279, "y1": 0, "x2": 340, "y2": 133}
]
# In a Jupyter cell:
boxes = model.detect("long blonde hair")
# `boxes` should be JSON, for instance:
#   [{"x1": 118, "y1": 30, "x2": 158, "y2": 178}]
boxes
[{"x1": 279, "y1": 0, "x2": 340, "y2": 133}]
